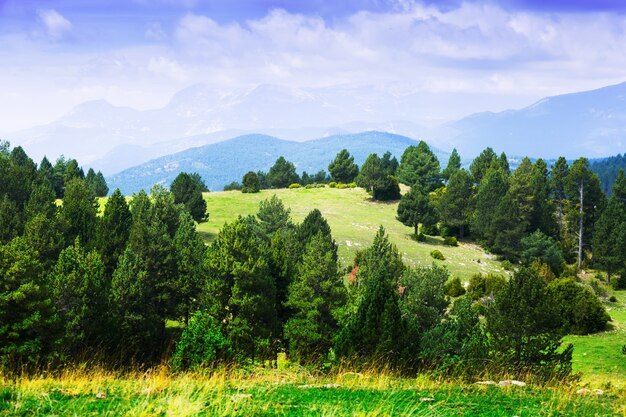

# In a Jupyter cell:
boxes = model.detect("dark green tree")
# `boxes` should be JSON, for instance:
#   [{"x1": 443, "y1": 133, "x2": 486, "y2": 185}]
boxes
[
  {"x1": 170, "y1": 172, "x2": 208, "y2": 222},
  {"x1": 0, "y1": 238, "x2": 57, "y2": 370},
  {"x1": 548, "y1": 278, "x2": 610, "y2": 335},
  {"x1": 24, "y1": 181, "x2": 57, "y2": 221},
  {"x1": 442, "y1": 148, "x2": 461, "y2": 181},
  {"x1": 284, "y1": 233, "x2": 347, "y2": 362},
  {"x1": 255, "y1": 195, "x2": 293, "y2": 239},
  {"x1": 268, "y1": 156, "x2": 299, "y2": 188},
  {"x1": 520, "y1": 231, "x2": 565, "y2": 276},
  {"x1": 486, "y1": 268, "x2": 572, "y2": 380},
  {"x1": 372, "y1": 175, "x2": 401, "y2": 201},
  {"x1": 241, "y1": 171, "x2": 260, "y2": 193},
  {"x1": 24, "y1": 214, "x2": 65, "y2": 270},
  {"x1": 438, "y1": 169, "x2": 473, "y2": 238},
  {"x1": 592, "y1": 194, "x2": 626, "y2": 282},
  {"x1": 550, "y1": 157, "x2": 569, "y2": 237},
  {"x1": 0, "y1": 195, "x2": 21, "y2": 244},
  {"x1": 472, "y1": 167, "x2": 509, "y2": 245},
  {"x1": 397, "y1": 141, "x2": 442, "y2": 190},
  {"x1": 59, "y1": 179, "x2": 98, "y2": 248},
  {"x1": 356, "y1": 153, "x2": 384, "y2": 191},
  {"x1": 380, "y1": 151, "x2": 399, "y2": 176},
  {"x1": 328, "y1": 149, "x2": 359, "y2": 183},
  {"x1": 96, "y1": 188, "x2": 132, "y2": 276},
  {"x1": 396, "y1": 186, "x2": 438, "y2": 236},
  {"x1": 469, "y1": 147, "x2": 497, "y2": 184}
]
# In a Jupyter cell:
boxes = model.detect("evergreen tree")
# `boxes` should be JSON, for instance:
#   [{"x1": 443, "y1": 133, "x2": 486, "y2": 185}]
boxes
[
  {"x1": 438, "y1": 169, "x2": 473, "y2": 238},
  {"x1": 37, "y1": 156, "x2": 55, "y2": 188},
  {"x1": 284, "y1": 233, "x2": 347, "y2": 363},
  {"x1": 469, "y1": 147, "x2": 497, "y2": 184},
  {"x1": 550, "y1": 157, "x2": 569, "y2": 238},
  {"x1": 173, "y1": 211, "x2": 206, "y2": 324},
  {"x1": 396, "y1": 186, "x2": 438, "y2": 236},
  {"x1": 52, "y1": 156, "x2": 67, "y2": 198},
  {"x1": 380, "y1": 151, "x2": 399, "y2": 176},
  {"x1": 356, "y1": 153, "x2": 384, "y2": 191},
  {"x1": 268, "y1": 156, "x2": 299, "y2": 188},
  {"x1": 328, "y1": 149, "x2": 359, "y2": 183},
  {"x1": 337, "y1": 227, "x2": 406, "y2": 366},
  {"x1": 50, "y1": 239, "x2": 109, "y2": 357},
  {"x1": 24, "y1": 214, "x2": 65, "y2": 270},
  {"x1": 397, "y1": 141, "x2": 442, "y2": 190},
  {"x1": 442, "y1": 148, "x2": 461, "y2": 181},
  {"x1": 497, "y1": 152, "x2": 510, "y2": 174},
  {"x1": 256, "y1": 195, "x2": 293, "y2": 239},
  {"x1": 0, "y1": 238, "x2": 57, "y2": 370},
  {"x1": 486, "y1": 268, "x2": 572, "y2": 380},
  {"x1": 520, "y1": 231, "x2": 565, "y2": 276},
  {"x1": 170, "y1": 172, "x2": 208, "y2": 222},
  {"x1": 59, "y1": 178, "x2": 98, "y2": 248},
  {"x1": 372, "y1": 175, "x2": 401, "y2": 201},
  {"x1": 530, "y1": 159, "x2": 557, "y2": 237},
  {"x1": 24, "y1": 181, "x2": 57, "y2": 221},
  {"x1": 472, "y1": 167, "x2": 509, "y2": 245},
  {"x1": 296, "y1": 208, "x2": 337, "y2": 259},
  {"x1": 241, "y1": 171, "x2": 260, "y2": 193},
  {"x1": 96, "y1": 189, "x2": 132, "y2": 276},
  {"x1": 0, "y1": 195, "x2": 21, "y2": 244},
  {"x1": 593, "y1": 196, "x2": 626, "y2": 282},
  {"x1": 63, "y1": 159, "x2": 84, "y2": 184}
]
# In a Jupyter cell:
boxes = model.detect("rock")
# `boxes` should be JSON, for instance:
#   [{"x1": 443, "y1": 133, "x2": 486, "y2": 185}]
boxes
[
  {"x1": 419, "y1": 397, "x2": 435, "y2": 402},
  {"x1": 95, "y1": 392, "x2": 107, "y2": 399},
  {"x1": 499, "y1": 380, "x2": 526, "y2": 387},
  {"x1": 576, "y1": 388, "x2": 591, "y2": 395}
]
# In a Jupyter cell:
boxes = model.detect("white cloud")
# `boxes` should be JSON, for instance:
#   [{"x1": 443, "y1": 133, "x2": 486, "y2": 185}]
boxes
[
  {"x1": 37, "y1": 8, "x2": 72, "y2": 40},
  {"x1": 147, "y1": 56, "x2": 188, "y2": 81},
  {"x1": 145, "y1": 22, "x2": 166, "y2": 40}
]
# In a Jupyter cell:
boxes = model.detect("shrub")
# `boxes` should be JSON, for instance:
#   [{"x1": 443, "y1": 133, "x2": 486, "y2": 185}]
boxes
[
  {"x1": 443, "y1": 236, "x2": 458, "y2": 246},
  {"x1": 223, "y1": 181, "x2": 241, "y2": 191},
  {"x1": 548, "y1": 278, "x2": 611, "y2": 335},
  {"x1": 347, "y1": 182, "x2": 357, "y2": 188},
  {"x1": 467, "y1": 273, "x2": 506, "y2": 300},
  {"x1": 329, "y1": 182, "x2": 337, "y2": 188},
  {"x1": 609, "y1": 295, "x2": 617, "y2": 302},
  {"x1": 589, "y1": 279, "x2": 608, "y2": 298},
  {"x1": 336, "y1": 183, "x2": 348, "y2": 189},
  {"x1": 612, "y1": 274, "x2": 626, "y2": 290},
  {"x1": 415, "y1": 232, "x2": 426, "y2": 242},
  {"x1": 171, "y1": 311, "x2": 231, "y2": 371},
  {"x1": 304, "y1": 183, "x2": 325, "y2": 189},
  {"x1": 288, "y1": 183, "x2": 302, "y2": 189},
  {"x1": 501, "y1": 260, "x2": 514, "y2": 271},
  {"x1": 444, "y1": 276, "x2": 466, "y2": 297},
  {"x1": 241, "y1": 171, "x2": 260, "y2": 193},
  {"x1": 430, "y1": 250, "x2": 445, "y2": 261}
]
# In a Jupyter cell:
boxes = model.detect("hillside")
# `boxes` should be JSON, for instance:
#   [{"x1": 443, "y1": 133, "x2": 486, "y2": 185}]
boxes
[
  {"x1": 439, "y1": 81, "x2": 626, "y2": 159},
  {"x1": 196, "y1": 187, "x2": 503, "y2": 280},
  {"x1": 107, "y1": 131, "x2": 449, "y2": 195}
]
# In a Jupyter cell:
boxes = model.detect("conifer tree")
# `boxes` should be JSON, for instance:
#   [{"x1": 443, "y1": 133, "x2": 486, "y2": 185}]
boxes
[
  {"x1": 241, "y1": 171, "x2": 260, "y2": 193},
  {"x1": 472, "y1": 167, "x2": 509, "y2": 246},
  {"x1": 550, "y1": 157, "x2": 569, "y2": 238},
  {"x1": 397, "y1": 141, "x2": 442, "y2": 190},
  {"x1": 396, "y1": 186, "x2": 438, "y2": 236},
  {"x1": 442, "y1": 148, "x2": 461, "y2": 181},
  {"x1": 268, "y1": 156, "x2": 299, "y2": 188},
  {"x1": 96, "y1": 188, "x2": 132, "y2": 276},
  {"x1": 170, "y1": 172, "x2": 207, "y2": 222},
  {"x1": 438, "y1": 169, "x2": 473, "y2": 238},
  {"x1": 256, "y1": 195, "x2": 293, "y2": 239},
  {"x1": 469, "y1": 147, "x2": 497, "y2": 184},
  {"x1": 59, "y1": 178, "x2": 98, "y2": 248},
  {"x1": 328, "y1": 149, "x2": 359, "y2": 183},
  {"x1": 284, "y1": 233, "x2": 347, "y2": 362}
]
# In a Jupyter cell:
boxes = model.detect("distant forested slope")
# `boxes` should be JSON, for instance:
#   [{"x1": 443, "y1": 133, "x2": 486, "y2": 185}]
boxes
[{"x1": 591, "y1": 154, "x2": 626, "y2": 195}]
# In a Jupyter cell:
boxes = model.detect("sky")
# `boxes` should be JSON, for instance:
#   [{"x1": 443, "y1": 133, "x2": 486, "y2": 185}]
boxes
[{"x1": 2, "y1": 0, "x2": 626, "y2": 134}]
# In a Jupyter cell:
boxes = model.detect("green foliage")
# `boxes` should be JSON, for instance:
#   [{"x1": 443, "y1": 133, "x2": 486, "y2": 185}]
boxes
[
  {"x1": 472, "y1": 167, "x2": 509, "y2": 246},
  {"x1": 438, "y1": 169, "x2": 473, "y2": 239},
  {"x1": 241, "y1": 171, "x2": 260, "y2": 193},
  {"x1": 0, "y1": 238, "x2": 57, "y2": 371},
  {"x1": 24, "y1": 214, "x2": 65, "y2": 270},
  {"x1": 430, "y1": 249, "x2": 445, "y2": 260},
  {"x1": 255, "y1": 195, "x2": 293, "y2": 239},
  {"x1": 443, "y1": 236, "x2": 458, "y2": 246},
  {"x1": 466, "y1": 273, "x2": 506, "y2": 301},
  {"x1": 593, "y1": 195, "x2": 626, "y2": 282},
  {"x1": 356, "y1": 153, "x2": 396, "y2": 193},
  {"x1": 397, "y1": 141, "x2": 442, "y2": 191},
  {"x1": 85, "y1": 168, "x2": 109, "y2": 197},
  {"x1": 396, "y1": 186, "x2": 438, "y2": 236},
  {"x1": 284, "y1": 233, "x2": 347, "y2": 363},
  {"x1": 442, "y1": 148, "x2": 461, "y2": 181},
  {"x1": 268, "y1": 156, "x2": 299, "y2": 189},
  {"x1": 96, "y1": 188, "x2": 131, "y2": 276},
  {"x1": 49, "y1": 239, "x2": 109, "y2": 357},
  {"x1": 486, "y1": 268, "x2": 573, "y2": 380},
  {"x1": 59, "y1": 178, "x2": 99, "y2": 248},
  {"x1": 372, "y1": 175, "x2": 401, "y2": 201},
  {"x1": 223, "y1": 181, "x2": 242, "y2": 191},
  {"x1": 171, "y1": 310, "x2": 231, "y2": 371},
  {"x1": 444, "y1": 276, "x2": 466, "y2": 297},
  {"x1": 288, "y1": 183, "x2": 301, "y2": 189},
  {"x1": 328, "y1": 149, "x2": 359, "y2": 183},
  {"x1": 328, "y1": 181, "x2": 337, "y2": 188},
  {"x1": 170, "y1": 172, "x2": 208, "y2": 222},
  {"x1": 469, "y1": 147, "x2": 497, "y2": 184},
  {"x1": 0, "y1": 195, "x2": 22, "y2": 244},
  {"x1": 548, "y1": 278, "x2": 610, "y2": 335},
  {"x1": 336, "y1": 227, "x2": 406, "y2": 366},
  {"x1": 520, "y1": 230, "x2": 565, "y2": 276}
]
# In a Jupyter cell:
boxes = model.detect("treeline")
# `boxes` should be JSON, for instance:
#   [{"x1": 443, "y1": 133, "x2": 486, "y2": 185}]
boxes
[{"x1": 591, "y1": 153, "x2": 626, "y2": 195}]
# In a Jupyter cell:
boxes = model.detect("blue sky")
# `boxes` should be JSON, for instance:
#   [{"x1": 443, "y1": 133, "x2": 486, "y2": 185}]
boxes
[{"x1": 1, "y1": 0, "x2": 626, "y2": 133}]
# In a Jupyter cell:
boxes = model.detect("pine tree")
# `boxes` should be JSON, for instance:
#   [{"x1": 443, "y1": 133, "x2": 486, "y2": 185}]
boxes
[
  {"x1": 256, "y1": 194, "x2": 293, "y2": 239},
  {"x1": 442, "y1": 148, "x2": 461, "y2": 181},
  {"x1": 24, "y1": 214, "x2": 65, "y2": 270},
  {"x1": 469, "y1": 147, "x2": 497, "y2": 184},
  {"x1": 593, "y1": 195, "x2": 626, "y2": 282},
  {"x1": 59, "y1": 178, "x2": 98, "y2": 248},
  {"x1": 397, "y1": 141, "x2": 442, "y2": 190},
  {"x1": 550, "y1": 157, "x2": 569, "y2": 238},
  {"x1": 438, "y1": 169, "x2": 473, "y2": 238},
  {"x1": 396, "y1": 186, "x2": 438, "y2": 236},
  {"x1": 472, "y1": 167, "x2": 509, "y2": 246},
  {"x1": 284, "y1": 233, "x2": 347, "y2": 363},
  {"x1": 267, "y1": 156, "x2": 299, "y2": 188},
  {"x1": 170, "y1": 172, "x2": 208, "y2": 222},
  {"x1": 241, "y1": 171, "x2": 260, "y2": 193},
  {"x1": 328, "y1": 149, "x2": 359, "y2": 183},
  {"x1": 96, "y1": 188, "x2": 132, "y2": 276},
  {"x1": 0, "y1": 195, "x2": 22, "y2": 244},
  {"x1": 297, "y1": 209, "x2": 337, "y2": 259},
  {"x1": 336, "y1": 227, "x2": 406, "y2": 366}
]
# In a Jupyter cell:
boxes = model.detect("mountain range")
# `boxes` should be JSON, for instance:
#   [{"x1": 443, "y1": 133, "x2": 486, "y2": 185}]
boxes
[
  {"x1": 6, "y1": 81, "x2": 626, "y2": 184},
  {"x1": 107, "y1": 131, "x2": 448, "y2": 195}
]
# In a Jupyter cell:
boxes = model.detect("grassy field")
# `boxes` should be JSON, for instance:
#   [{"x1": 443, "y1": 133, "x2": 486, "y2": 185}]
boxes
[
  {"x1": 2, "y1": 367, "x2": 624, "y2": 416},
  {"x1": 197, "y1": 187, "x2": 506, "y2": 281}
]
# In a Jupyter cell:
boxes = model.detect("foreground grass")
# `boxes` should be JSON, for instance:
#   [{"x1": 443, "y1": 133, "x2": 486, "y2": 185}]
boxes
[
  {"x1": 2, "y1": 368, "x2": 624, "y2": 416},
  {"x1": 197, "y1": 187, "x2": 505, "y2": 280}
]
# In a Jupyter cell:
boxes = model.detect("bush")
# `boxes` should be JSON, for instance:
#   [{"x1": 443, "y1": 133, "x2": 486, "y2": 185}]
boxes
[
  {"x1": 223, "y1": 181, "x2": 242, "y2": 191},
  {"x1": 415, "y1": 232, "x2": 426, "y2": 242},
  {"x1": 444, "y1": 276, "x2": 466, "y2": 297},
  {"x1": 288, "y1": 183, "x2": 302, "y2": 189},
  {"x1": 612, "y1": 274, "x2": 626, "y2": 290},
  {"x1": 171, "y1": 311, "x2": 231, "y2": 371},
  {"x1": 589, "y1": 279, "x2": 608, "y2": 298},
  {"x1": 609, "y1": 295, "x2": 617, "y2": 303},
  {"x1": 501, "y1": 260, "x2": 514, "y2": 271},
  {"x1": 347, "y1": 182, "x2": 357, "y2": 188},
  {"x1": 467, "y1": 273, "x2": 506, "y2": 301},
  {"x1": 548, "y1": 278, "x2": 611, "y2": 335},
  {"x1": 329, "y1": 182, "x2": 337, "y2": 188},
  {"x1": 430, "y1": 250, "x2": 445, "y2": 261},
  {"x1": 241, "y1": 171, "x2": 260, "y2": 193},
  {"x1": 304, "y1": 183, "x2": 325, "y2": 189},
  {"x1": 335, "y1": 183, "x2": 348, "y2": 189},
  {"x1": 443, "y1": 236, "x2": 458, "y2": 246}
]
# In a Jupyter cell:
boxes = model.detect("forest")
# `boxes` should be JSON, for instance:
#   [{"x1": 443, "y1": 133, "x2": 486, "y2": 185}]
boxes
[{"x1": 0, "y1": 138, "x2": 623, "y2": 385}]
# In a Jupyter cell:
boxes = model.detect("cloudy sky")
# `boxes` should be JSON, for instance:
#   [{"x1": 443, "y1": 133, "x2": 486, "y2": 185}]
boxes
[{"x1": 1, "y1": 0, "x2": 626, "y2": 134}]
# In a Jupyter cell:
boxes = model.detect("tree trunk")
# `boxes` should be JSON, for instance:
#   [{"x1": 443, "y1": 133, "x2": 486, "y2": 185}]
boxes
[
  {"x1": 414, "y1": 224, "x2": 418, "y2": 236},
  {"x1": 578, "y1": 181, "x2": 584, "y2": 270}
]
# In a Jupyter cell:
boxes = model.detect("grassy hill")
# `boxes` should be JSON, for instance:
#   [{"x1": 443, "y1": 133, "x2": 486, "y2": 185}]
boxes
[{"x1": 197, "y1": 187, "x2": 505, "y2": 281}]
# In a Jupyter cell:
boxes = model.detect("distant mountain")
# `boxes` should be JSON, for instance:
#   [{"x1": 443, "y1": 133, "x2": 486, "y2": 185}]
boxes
[
  {"x1": 107, "y1": 131, "x2": 448, "y2": 195},
  {"x1": 437, "y1": 82, "x2": 626, "y2": 159},
  {"x1": 7, "y1": 84, "x2": 430, "y2": 174}
]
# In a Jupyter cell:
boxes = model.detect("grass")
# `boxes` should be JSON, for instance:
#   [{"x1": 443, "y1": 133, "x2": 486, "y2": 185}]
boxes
[
  {"x1": 1, "y1": 367, "x2": 624, "y2": 416},
  {"x1": 197, "y1": 187, "x2": 505, "y2": 281},
  {"x1": 564, "y1": 289, "x2": 626, "y2": 389}
]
